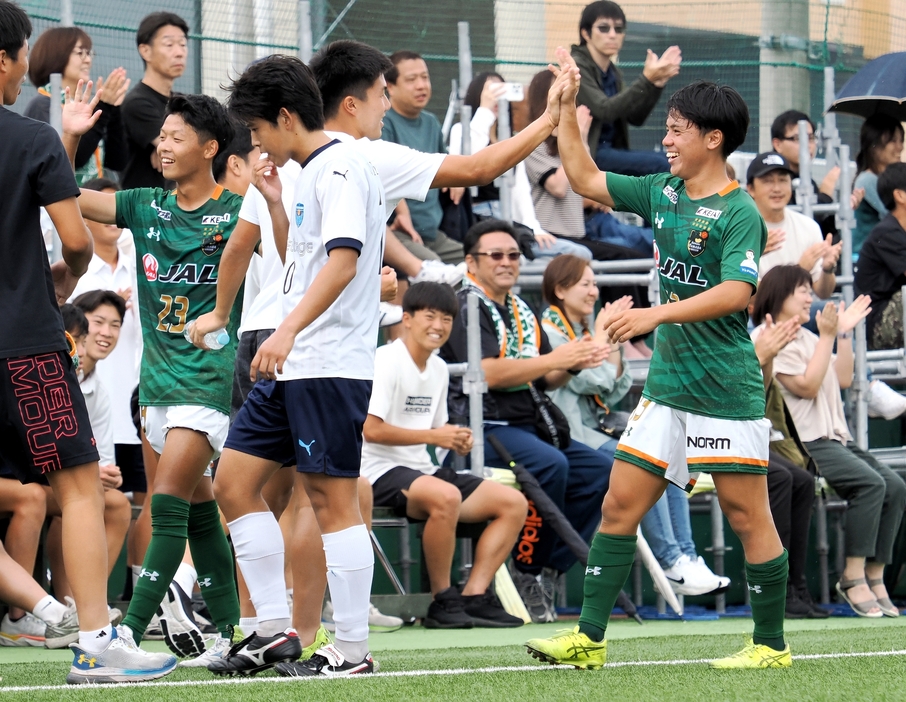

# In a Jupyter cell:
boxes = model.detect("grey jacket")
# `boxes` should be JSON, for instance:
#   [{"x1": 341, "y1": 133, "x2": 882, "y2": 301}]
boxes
[{"x1": 571, "y1": 43, "x2": 663, "y2": 153}]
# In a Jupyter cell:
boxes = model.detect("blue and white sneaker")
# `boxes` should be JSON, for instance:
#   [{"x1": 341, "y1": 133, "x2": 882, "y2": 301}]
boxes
[{"x1": 66, "y1": 625, "x2": 177, "y2": 684}]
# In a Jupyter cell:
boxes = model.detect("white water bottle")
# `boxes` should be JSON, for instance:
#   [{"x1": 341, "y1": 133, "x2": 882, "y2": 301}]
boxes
[{"x1": 184, "y1": 321, "x2": 230, "y2": 350}]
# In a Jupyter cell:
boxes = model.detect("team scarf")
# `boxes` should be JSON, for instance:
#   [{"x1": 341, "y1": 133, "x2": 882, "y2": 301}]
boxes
[
  {"x1": 541, "y1": 304, "x2": 611, "y2": 411},
  {"x1": 462, "y1": 273, "x2": 539, "y2": 390},
  {"x1": 40, "y1": 85, "x2": 104, "y2": 184}
]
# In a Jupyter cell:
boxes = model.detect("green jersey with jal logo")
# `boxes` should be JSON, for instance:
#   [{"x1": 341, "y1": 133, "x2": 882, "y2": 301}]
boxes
[
  {"x1": 116, "y1": 186, "x2": 243, "y2": 415},
  {"x1": 607, "y1": 173, "x2": 766, "y2": 420}
]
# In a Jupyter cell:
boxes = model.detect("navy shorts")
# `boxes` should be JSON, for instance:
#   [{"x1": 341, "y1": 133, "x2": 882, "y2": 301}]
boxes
[
  {"x1": 0, "y1": 351, "x2": 99, "y2": 483},
  {"x1": 225, "y1": 377, "x2": 372, "y2": 478}
]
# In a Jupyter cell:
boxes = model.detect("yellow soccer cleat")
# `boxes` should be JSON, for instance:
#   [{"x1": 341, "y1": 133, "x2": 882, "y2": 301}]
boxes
[
  {"x1": 709, "y1": 639, "x2": 792, "y2": 669},
  {"x1": 525, "y1": 626, "x2": 607, "y2": 670}
]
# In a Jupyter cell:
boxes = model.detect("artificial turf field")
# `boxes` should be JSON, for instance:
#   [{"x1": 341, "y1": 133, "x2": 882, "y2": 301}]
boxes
[{"x1": 0, "y1": 616, "x2": 904, "y2": 701}]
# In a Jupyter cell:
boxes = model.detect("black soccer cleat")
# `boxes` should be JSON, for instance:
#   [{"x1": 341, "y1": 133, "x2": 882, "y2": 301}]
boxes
[
  {"x1": 273, "y1": 644, "x2": 374, "y2": 677},
  {"x1": 206, "y1": 629, "x2": 301, "y2": 677}
]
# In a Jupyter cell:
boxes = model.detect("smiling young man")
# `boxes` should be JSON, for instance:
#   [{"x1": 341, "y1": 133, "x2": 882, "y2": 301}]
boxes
[
  {"x1": 526, "y1": 62, "x2": 789, "y2": 670},
  {"x1": 65, "y1": 91, "x2": 243, "y2": 667}
]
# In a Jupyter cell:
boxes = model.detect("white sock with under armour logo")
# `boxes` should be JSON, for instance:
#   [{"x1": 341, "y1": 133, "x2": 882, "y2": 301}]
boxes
[
  {"x1": 323, "y1": 524, "x2": 373, "y2": 663},
  {"x1": 78, "y1": 624, "x2": 113, "y2": 654},
  {"x1": 32, "y1": 595, "x2": 67, "y2": 625}
]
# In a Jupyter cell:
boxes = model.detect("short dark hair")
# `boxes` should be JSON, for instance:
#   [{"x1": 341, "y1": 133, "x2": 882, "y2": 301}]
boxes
[
  {"x1": 578, "y1": 1, "x2": 626, "y2": 44},
  {"x1": 73, "y1": 289, "x2": 126, "y2": 323},
  {"x1": 751, "y1": 264, "x2": 812, "y2": 326},
  {"x1": 136, "y1": 11, "x2": 189, "y2": 48},
  {"x1": 226, "y1": 55, "x2": 323, "y2": 131},
  {"x1": 402, "y1": 282, "x2": 458, "y2": 318},
  {"x1": 60, "y1": 303, "x2": 88, "y2": 338},
  {"x1": 385, "y1": 50, "x2": 423, "y2": 85},
  {"x1": 770, "y1": 109, "x2": 814, "y2": 142},
  {"x1": 666, "y1": 81, "x2": 749, "y2": 158},
  {"x1": 462, "y1": 219, "x2": 520, "y2": 256},
  {"x1": 82, "y1": 177, "x2": 120, "y2": 192},
  {"x1": 0, "y1": 1, "x2": 31, "y2": 61},
  {"x1": 213, "y1": 116, "x2": 254, "y2": 183},
  {"x1": 856, "y1": 114, "x2": 905, "y2": 175},
  {"x1": 310, "y1": 40, "x2": 393, "y2": 120},
  {"x1": 166, "y1": 93, "x2": 234, "y2": 159},
  {"x1": 878, "y1": 162, "x2": 906, "y2": 211},
  {"x1": 27, "y1": 26, "x2": 91, "y2": 87}
]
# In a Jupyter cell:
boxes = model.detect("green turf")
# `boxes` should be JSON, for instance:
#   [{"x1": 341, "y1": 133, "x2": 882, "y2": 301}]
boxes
[{"x1": 1, "y1": 617, "x2": 904, "y2": 701}]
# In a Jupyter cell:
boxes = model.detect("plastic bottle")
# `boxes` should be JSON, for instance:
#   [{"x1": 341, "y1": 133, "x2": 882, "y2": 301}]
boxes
[{"x1": 184, "y1": 321, "x2": 230, "y2": 350}]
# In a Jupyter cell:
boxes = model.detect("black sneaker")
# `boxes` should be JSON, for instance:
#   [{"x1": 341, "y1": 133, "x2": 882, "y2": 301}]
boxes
[
  {"x1": 796, "y1": 586, "x2": 830, "y2": 619},
  {"x1": 207, "y1": 629, "x2": 301, "y2": 676},
  {"x1": 273, "y1": 644, "x2": 374, "y2": 677},
  {"x1": 423, "y1": 587, "x2": 473, "y2": 629},
  {"x1": 511, "y1": 569, "x2": 554, "y2": 623},
  {"x1": 462, "y1": 590, "x2": 524, "y2": 628},
  {"x1": 784, "y1": 589, "x2": 813, "y2": 619}
]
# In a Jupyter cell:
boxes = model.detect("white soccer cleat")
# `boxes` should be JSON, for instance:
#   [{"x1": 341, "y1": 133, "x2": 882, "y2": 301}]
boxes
[{"x1": 178, "y1": 636, "x2": 231, "y2": 667}]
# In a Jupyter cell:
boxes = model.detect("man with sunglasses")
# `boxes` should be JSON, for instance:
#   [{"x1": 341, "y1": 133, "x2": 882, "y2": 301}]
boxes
[
  {"x1": 572, "y1": 1, "x2": 681, "y2": 176},
  {"x1": 440, "y1": 219, "x2": 613, "y2": 623}
]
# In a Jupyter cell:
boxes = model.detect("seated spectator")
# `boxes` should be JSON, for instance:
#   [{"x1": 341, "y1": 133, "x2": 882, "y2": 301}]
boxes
[
  {"x1": 751, "y1": 311, "x2": 828, "y2": 618},
  {"x1": 449, "y1": 72, "x2": 590, "y2": 261},
  {"x1": 362, "y1": 282, "x2": 527, "y2": 629},
  {"x1": 539, "y1": 255, "x2": 728, "y2": 595},
  {"x1": 381, "y1": 51, "x2": 465, "y2": 264},
  {"x1": 746, "y1": 152, "x2": 841, "y2": 299},
  {"x1": 571, "y1": 1, "x2": 679, "y2": 176},
  {"x1": 853, "y1": 115, "x2": 904, "y2": 256},
  {"x1": 440, "y1": 220, "x2": 613, "y2": 622},
  {"x1": 24, "y1": 26, "x2": 129, "y2": 184},
  {"x1": 752, "y1": 265, "x2": 905, "y2": 618},
  {"x1": 524, "y1": 69, "x2": 652, "y2": 258}
]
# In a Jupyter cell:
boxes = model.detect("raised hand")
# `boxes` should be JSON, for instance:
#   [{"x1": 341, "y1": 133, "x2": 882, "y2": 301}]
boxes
[
  {"x1": 754, "y1": 313, "x2": 799, "y2": 365},
  {"x1": 606, "y1": 307, "x2": 662, "y2": 343},
  {"x1": 252, "y1": 154, "x2": 282, "y2": 205},
  {"x1": 764, "y1": 228, "x2": 786, "y2": 255},
  {"x1": 821, "y1": 234, "x2": 842, "y2": 272},
  {"x1": 642, "y1": 46, "x2": 681, "y2": 87},
  {"x1": 837, "y1": 295, "x2": 872, "y2": 335},
  {"x1": 101, "y1": 67, "x2": 130, "y2": 107},
  {"x1": 62, "y1": 79, "x2": 102, "y2": 137},
  {"x1": 595, "y1": 295, "x2": 634, "y2": 335},
  {"x1": 815, "y1": 301, "x2": 838, "y2": 338},
  {"x1": 798, "y1": 239, "x2": 828, "y2": 273},
  {"x1": 479, "y1": 80, "x2": 508, "y2": 112}
]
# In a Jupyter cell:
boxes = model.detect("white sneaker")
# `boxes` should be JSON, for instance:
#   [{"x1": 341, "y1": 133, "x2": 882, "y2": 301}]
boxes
[
  {"x1": 66, "y1": 625, "x2": 177, "y2": 684},
  {"x1": 379, "y1": 302, "x2": 403, "y2": 328},
  {"x1": 44, "y1": 597, "x2": 79, "y2": 649},
  {"x1": 868, "y1": 380, "x2": 906, "y2": 420},
  {"x1": 690, "y1": 556, "x2": 730, "y2": 594},
  {"x1": 0, "y1": 613, "x2": 45, "y2": 647},
  {"x1": 158, "y1": 581, "x2": 205, "y2": 658},
  {"x1": 368, "y1": 603, "x2": 403, "y2": 632},
  {"x1": 413, "y1": 260, "x2": 467, "y2": 286},
  {"x1": 178, "y1": 636, "x2": 231, "y2": 667},
  {"x1": 663, "y1": 554, "x2": 724, "y2": 596}
]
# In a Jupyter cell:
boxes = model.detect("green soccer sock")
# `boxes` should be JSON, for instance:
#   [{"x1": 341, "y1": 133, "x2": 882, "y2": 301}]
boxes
[
  {"x1": 577, "y1": 533, "x2": 638, "y2": 642},
  {"x1": 187, "y1": 500, "x2": 239, "y2": 638},
  {"x1": 746, "y1": 549, "x2": 789, "y2": 652},
  {"x1": 122, "y1": 494, "x2": 190, "y2": 642}
]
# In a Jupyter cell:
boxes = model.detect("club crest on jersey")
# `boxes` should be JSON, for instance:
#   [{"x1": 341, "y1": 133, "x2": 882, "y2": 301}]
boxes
[
  {"x1": 142, "y1": 253, "x2": 159, "y2": 281},
  {"x1": 740, "y1": 249, "x2": 758, "y2": 277},
  {"x1": 687, "y1": 229, "x2": 708, "y2": 257},
  {"x1": 295, "y1": 203, "x2": 305, "y2": 227},
  {"x1": 201, "y1": 232, "x2": 224, "y2": 256}
]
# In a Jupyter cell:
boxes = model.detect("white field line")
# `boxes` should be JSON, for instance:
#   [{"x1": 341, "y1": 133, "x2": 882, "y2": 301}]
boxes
[{"x1": 2, "y1": 649, "x2": 905, "y2": 693}]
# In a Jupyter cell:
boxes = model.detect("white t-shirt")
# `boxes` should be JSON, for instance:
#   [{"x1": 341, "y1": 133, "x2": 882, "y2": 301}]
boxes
[
  {"x1": 279, "y1": 141, "x2": 386, "y2": 381},
  {"x1": 360, "y1": 339, "x2": 449, "y2": 483},
  {"x1": 69, "y1": 231, "x2": 141, "y2": 445},
  {"x1": 79, "y1": 369, "x2": 115, "y2": 466},
  {"x1": 758, "y1": 208, "x2": 824, "y2": 284}
]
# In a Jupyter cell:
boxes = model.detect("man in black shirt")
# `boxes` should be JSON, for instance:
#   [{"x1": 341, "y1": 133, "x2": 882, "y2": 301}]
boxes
[
  {"x1": 0, "y1": 0, "x2": 174, "y2": 682},
  {"x1": 440, "y1": 220, "x2": 612, "y2": 622},
  {"x1": 854, "y1": 163, "x2": 906, "y2": 350},
  {"x1": 121, "y1": 11, "x2": 188, "y2": 189}
]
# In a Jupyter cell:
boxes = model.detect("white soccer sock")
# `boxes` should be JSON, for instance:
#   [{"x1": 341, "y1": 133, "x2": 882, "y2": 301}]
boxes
[
  {"x1": 238, "y1": 616, "x2": 258, "y2": 634},
  {"x1": 323, "y1": 524, "x2": 373, "y2": 661},
  {"x1": 32, "y1": 595, "x2": 66, "y2": 626},
  {"x1": 78, "y1": 624, "x2": 113, "y2": 654},
  {"x1": 173, "y1": 562, "x2": 197, "y2": 596},
  {"x1": 131, "y1": 564, "x2": 142, "y2": 587},
  {"x1": 229, "y1": 512, "x2": 291, "y2": 632}
]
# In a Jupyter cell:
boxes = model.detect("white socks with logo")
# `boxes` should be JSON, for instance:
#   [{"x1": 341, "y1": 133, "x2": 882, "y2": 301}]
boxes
[{"x1": 323, "y1": 524, "x2": 373, "y2": 662}]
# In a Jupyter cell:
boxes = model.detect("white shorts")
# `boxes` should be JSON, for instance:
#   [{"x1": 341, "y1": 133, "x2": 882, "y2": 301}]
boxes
[
  {"x1": 614, "y1": 398, "x2": 771, "y2": 491},
  {"x1": 141, "y1": 405, "x2": 230, "y2": 460}
]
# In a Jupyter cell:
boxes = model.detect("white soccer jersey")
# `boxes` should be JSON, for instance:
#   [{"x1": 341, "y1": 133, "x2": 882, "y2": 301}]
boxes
[
  {"x1": 360, "y1": 339, "x2": 449, "y2": 483},
  {"x1": 279, "y1": 140, "x2": 386, "y2": 381}
]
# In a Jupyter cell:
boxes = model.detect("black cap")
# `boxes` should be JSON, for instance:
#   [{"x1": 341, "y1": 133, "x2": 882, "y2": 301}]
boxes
[{"x1": 746, "y1": 152, "x2": 796, "y2": 184}]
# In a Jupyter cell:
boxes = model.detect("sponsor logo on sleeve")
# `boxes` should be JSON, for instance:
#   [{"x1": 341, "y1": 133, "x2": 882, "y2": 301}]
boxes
[
  {"x1": 142, "y1": 253, "x2": 159, "y2": 281},
  {"x1": 150, "y1": 200, "x2": 171, "y2": 221},
  {"x1": 740, "y1": 249, "x2": 758, "y2": 277},
  {"x1": 662, "y1": 185, "x2": 679, "y2": 204}
]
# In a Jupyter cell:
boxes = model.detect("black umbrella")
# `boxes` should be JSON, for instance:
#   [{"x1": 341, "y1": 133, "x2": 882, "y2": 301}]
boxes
[
  {"x1": 486, "y1": 435, "x2": 643, "y2": 624},
  {"x1": 829, "y1": 52, "x2": 906, "y2": 121}
]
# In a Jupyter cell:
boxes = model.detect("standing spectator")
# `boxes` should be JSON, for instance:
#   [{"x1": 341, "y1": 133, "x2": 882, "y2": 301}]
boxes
[
  {"x1": 571, "y1": 1, "x2": 680, "y2": 176},
  {"x1": 382, "y1": 50, "x2": 465, "y2": 264},
  {"x1": 440, "y1": 220, "x2": 613, "y2": 623},
  {"x1": 853, "y1": 115, "x2": 904, "y2": 256},
  {"x1": 121, "y1": 12, "x2": 188, "y2": 189},
  {"x1": 24, "y1": 26, "x2": 129, "y2": 184}
]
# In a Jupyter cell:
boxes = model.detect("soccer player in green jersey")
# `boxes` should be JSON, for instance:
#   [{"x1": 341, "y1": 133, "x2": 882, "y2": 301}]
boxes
[
  {"x1": 526, "y1": 51, "x2": 789, "y2": 670},
  {"x1": 63, "y1": 91, "x2": 242, "y2": 666}
]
